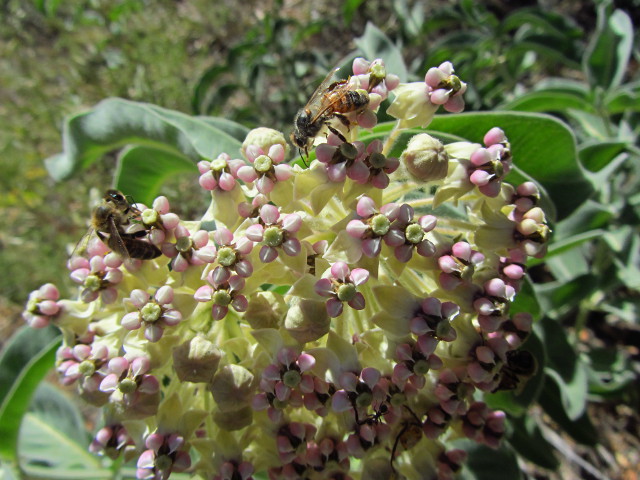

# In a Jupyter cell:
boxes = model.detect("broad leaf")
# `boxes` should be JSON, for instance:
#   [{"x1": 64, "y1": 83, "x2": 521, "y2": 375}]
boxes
[
  {"x1": 536, "y1": 318, "x2": 588, "y2": 420},
  {"x1": 114, "y1": 145, "x2": 198, "y2": 205},
  {"x1": 19, "y1": 413, "x2": 107, "y2": 478},
  {"x1": 457, "y1": 441, "x2": 523, "y2": 480},
  {"x1": 508, "y1": 415, "x2": 559, "y2": 470},
  {"x1": 500, "y1": 90, "x2": 594, "y2": 114},
  {"x1": 45, "y1": 98, "x2": 243, "y2": 181},
  {"x1": 579, "y1": 140, "x2": 628, "y2": 172},
  {"x1": 0, "y1": 325, "x2": 61, "y2": 461},
  {"x1": 583, "y1": 5, "x2": 634, "y2": 90}
]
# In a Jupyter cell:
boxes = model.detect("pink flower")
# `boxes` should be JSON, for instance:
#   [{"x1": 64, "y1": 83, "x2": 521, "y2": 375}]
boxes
[
  {"x1": 99, "y1": 356, "x2": 160, "y2": 417},
  {"x1": 346, "y1": 196, "x2": 403, "y2": 258},
  {"x1": 314, "y1": 262, "x2": 369, "y2": 317},
  {"x1": 254, "y1": 348, "x2": 316, "y2": 419},
  {"x1": 194, "y1": 268, "x2": 248, "y2": 320},
  {"x1": 424, "y1": 61, "x2": 467, "y2": 113},
  {"x1": 121, "y1": 286, "x2": 182, "y2": 342},
  {"x1": 212, "y1": 227, "x2": 254, "y2": 276},
  {"x1": 237, "y1": 144, "x2": 292, "y2": 194},
  {"x1": 316, "y1": 136, "x2": 370, "y2": 184},
  {"x1": 69, "y1": 255, "x2": 123, "y2": 304},
  {"x1": 23, "y1": 283, "x2": 62, "y2": 328},
  {"x1": 161, "y1": 226, "x2": 216, "y2": 272},
  {"x1": 438, "y1": 241, "x2": 485, "y2": 290},
  {"x1": 136, "y1": 432, "x2": 191, "y2": 480},
  {"x1": 90, "y1": 424, "x2": 135, "y2": 460},
  {"x1": 134, "y1": 196, "x2": 181, "y2": 245},
  {"x1": 245, "y1": 204, "x2": 302, "y2": 263},
  {"x1": 198, "y1": 152, "x2": 245, "y2": 191},
  {"x1": 389, "y1": 203, "x2": 437, "y2": 262},
  {"x1": 410, "y1": 297, "x2": 459, "y2": 343},
  {"x1": 473, "y1": 278, "x2": 515, "y2": 332}
]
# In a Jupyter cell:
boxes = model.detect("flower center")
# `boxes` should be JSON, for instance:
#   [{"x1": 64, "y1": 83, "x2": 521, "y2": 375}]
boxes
[
  {"x1": 263, "y1": 226, "x2": 283, "y2": 247},
  {"x1": 254, "y1": 155, "x2": 273, "y2": 173},
  {"x1": 355, "y1": 391, "x2": 372, "y2": 408},
  {"x1": 414, "y1": 358, "x2": 431, "y2": 375},
  {"x1": 336, "y1": 284, "x2": 357, "y2": 302},
  {"x1": 405, "y1": 223, "x2": 425, "y2": 244},
  {"x1": 141, "y1": 303, "x2": 162, "y2": 323},
  {"x1": 142, "y1": 209, "x2": 159, "y2": 225},
  {"x1": 282, "y1": 370, "x2": 301, "y2": 388},
  {"x1": 212, "y1": 290, "x2": 232, "y2": 306},
  {"x1": 155, "y1": 454, "x2": 173, "y2": 471},
  {"x1": 85, "y1": 274, "x2": 103, "y2": 292},
  {"x1": 217, "y1": 246, "x2": 237, "y2": 267},
  {"x1": 369, "y1": 152, "x2": 387, "y2": 169},
  {"x1": 176, "y1": 236, "x2": 193, "y2": 253},
  {"x1": 371, "y1": 214, "x2": 390, "y2": 236},
  {"x1": 119, "y1": 378, "x2": 137, "y2": 394},
  {"x1": 78, "y1": 360, "x2": 96, "y2": 376},
  {"x1": 211, "y1": 157, "x2": 228, "y2": 171}
]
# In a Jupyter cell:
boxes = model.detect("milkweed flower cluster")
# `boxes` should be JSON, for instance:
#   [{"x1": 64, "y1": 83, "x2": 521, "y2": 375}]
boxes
[{"x1": 24, "y1": 57, "x2": 549, "y2": 480}]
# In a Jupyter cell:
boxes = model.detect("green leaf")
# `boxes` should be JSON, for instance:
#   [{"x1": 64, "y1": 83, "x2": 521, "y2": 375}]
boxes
[
  {"x1": 536, "y1": 318, "x2": 588, "y2": 420},
  {"x1": 500, "y1": 90, "x2": 594, "y2": 114},
  {"x1": 508, "y1": 415, "x2": 559, "y2": 470},
  {"x1": 426, "y1": 111, "x2": 589, "y2": 220},
  {"x1": 342, "y1": 0, "x2": 366, "y2": 25},
  {"x1": 45, "y1": 98, "x2": 243, "y2": 181},
  {"x1": 584, "y1": 347, "x2": 635, "y2": 398},
  {"x1": 537, "y1": 374, "x2": 598, "y2": 446},
  {"x1": 0, "y1": 326, "x2": 61, "y2": 462},
  {"x1": 19, "y1": 413, "x2": 107, "y2": 478},
  {"x1": 579, "y1": 140, "x2": 628, "y2": 172},
  {"x1": 509, "y1": 278, "x2": 540, "y2": 319},
  {"x1": 553, "y1": 200, "x2": 614, "y2": 239},
  {"x1": 354, "y1": 22, "x2": 408, "y2": 82},
  {"x1": 114, "y1": 145, "x2": 198, "y2": 205},
  {"x1": 29, "y1": 382, "x2": 89, "y2": 448},
  {"x1": 195, "y1": 116, "x2": 250, "y2": 142},
  {"x1": 457, "y1": 441, "x2": 523, "y2": 480},
  {"x1": 583, "y1": 5, "x2": 634, "y2": 90}
]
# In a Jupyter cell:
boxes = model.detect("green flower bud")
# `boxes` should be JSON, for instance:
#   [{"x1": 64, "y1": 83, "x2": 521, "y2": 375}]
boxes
[
  {"x1": 400, "y1": 133, "x2": 449, "y2": 182},
  {"x1": 284, "y1": 298, "x2": 330, "y2": 344},
  {"x1": 209, "y1": 364, "x2": 255, "y2": 413},
  {"x1": 172, "y1": 335, "x2": 222, "y2": 383},
  {"x1": 241, "y1": 127, "x2": 288, "y2": 159},
  {"x1": 213, "y1": 405, "x2": 253, "y2": 431},
  {"x1": 243, "y1": 292, "x2": 283, "y2": 329}
]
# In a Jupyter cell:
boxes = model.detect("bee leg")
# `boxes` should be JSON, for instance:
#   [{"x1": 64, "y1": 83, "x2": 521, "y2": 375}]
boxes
[
  {"x1": 326, "y1": 123, "x2": 348, "y2": 143},
  {"x1": 335, "y1": 113, "x2": 352, "y2": 130}
]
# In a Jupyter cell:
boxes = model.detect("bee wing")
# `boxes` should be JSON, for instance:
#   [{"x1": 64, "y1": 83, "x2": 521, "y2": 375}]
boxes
[
  {"x1": 70, "y1": 228, "x2": 93, "y2": 259},
  {"x1": 106, "y1": 216, "x2": 130, "y2": 257},
  {"x1": 303, "y1": 67, "x2": 341, "y2": 110}
]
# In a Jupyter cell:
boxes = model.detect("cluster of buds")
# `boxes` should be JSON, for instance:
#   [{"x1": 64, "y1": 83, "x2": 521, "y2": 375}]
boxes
[{"x1": 24, "y1": 57, "x2": 549, "y2": 479}]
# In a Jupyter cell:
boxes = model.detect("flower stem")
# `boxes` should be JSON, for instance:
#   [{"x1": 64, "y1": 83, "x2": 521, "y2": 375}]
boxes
[{"x1": 381, "y1": 120, "x2": 405, "y2": 157}]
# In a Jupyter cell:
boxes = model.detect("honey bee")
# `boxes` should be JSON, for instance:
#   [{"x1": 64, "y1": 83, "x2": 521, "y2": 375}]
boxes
[
  {"x1": 291, "y1": 68, "x2": 370, "y2": 157},
  {"x1": 493, "y1": 349, "x2": 537, "y2": 394},
  {"x1": 81, "y1": 189, "x2": 161, "y2": 260}
]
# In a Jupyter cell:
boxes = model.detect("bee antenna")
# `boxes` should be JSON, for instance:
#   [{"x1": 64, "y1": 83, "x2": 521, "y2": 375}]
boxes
[{"x1": 298, "y1": 149, "x2": 308, "y2": 168}]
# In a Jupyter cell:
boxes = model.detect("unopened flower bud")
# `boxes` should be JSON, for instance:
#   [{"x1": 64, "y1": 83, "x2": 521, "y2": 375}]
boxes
[
  {"x1": 284, "y1": 298, "x2": 331, "y2": 344},
  {"x1": 244, "y1": 292, "x2": 283, "y2": 329},
  {"x1": 172, "y1": 335, "x2": 222, "y2": 383},
  {"x1": 401, "y1": 133, "x2": 449, "y2": 182},
  {"x1": 213, "y1": 405, "x2": 253, "y2": 431},
  {"x1": 209, "y1": 364, "x2": 255, "y2": 412},
  {"x1": 241, "y1": 127, "x2": 288, "y2": 159}
]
